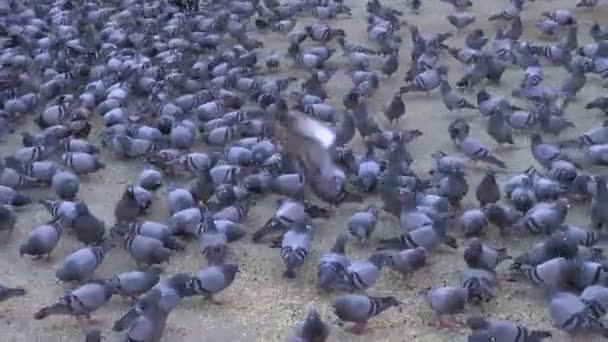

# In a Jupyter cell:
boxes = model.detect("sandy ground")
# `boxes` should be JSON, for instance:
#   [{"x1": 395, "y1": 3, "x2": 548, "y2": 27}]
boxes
[{"x1": 3, "y1": 0, "x2": 608, "y2": 341}]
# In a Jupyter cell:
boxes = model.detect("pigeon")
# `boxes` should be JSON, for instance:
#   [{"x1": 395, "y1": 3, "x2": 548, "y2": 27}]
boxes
[
  {"x1": 378, "y1": 214, "x2": 458, "y2": 251},
  {"x1": 577, "y1": 0, "x2": 599, "y2": 8},
  {"x1": 591, "y1": 177, "x2": 608, "y2": 230},
  {"x1": 461, "y1": 268, "x2": 497, "y2": 302},
  {"x1": 287, "y1": 308, "x2": 329, "y2": 342},
  {"x1": 380, "y1": 247, "x2": 427, "y2": 279},
  {"x1": 464, "y1": 238, "x2": 511, "y2": 273},
  {"x1": 84, "y1": 329, "x2": 102, "y2": 342},
  {"x1": 447, "y1": 13, "x2": 476, "y2": 30},
  {"x1": 183, "y1": 264, "x2": 239, "y2": 304},
  {"x1": 346, "y1": 254, "x2": 385, "y2": 291},
  {"x1": 531, "y1": 134, "x2": 578, "y2": 169},
  {"x1": 52, "y1": 170, "x2": 79, "y2": 200},
  {"x1": 347, "y1": 204, "x2": 379, "y2": 244},
  {"x1": 580, "y1": 285, "x2": 608, "y2": 319},
  {"x1": 72, "y1": 202, "x2": 106, "y2": 246},
  {"x1": 512, "y1": 257, "x2": 575, "y2": 290},
  {"x1": 381, "y1": 52, "x2": 399, "y2": 78},
  {"x1": 466, "y1": 316, "x2": 552, "y2": 341},
  {"x1": 198, "y1": 219, "x2": 229, "y2": 265},
  {"x1": 452, "y1": 123, "x2": 507, "y2": 168},
  {"x1": 459, "y1": 209, "x2": 488, "y2": 237},
  {"x1": 113, "y1": 273, "x2": 191, "y2": 332},
  {"x1": 429, "y1": 286, "x2": 480, "y2": 327},
  {"x1": 34, "y1": 281, "x2": 114, "y2": 321},
  {"x1": 332, "y1": 294, "x2": 399, "y2": 334},
  {"x1": 20, "y1": 222, "x2": 62, "y2": 259},
  {"x1": 0, "y1": 205, "x2": 16, "y2": 239},
  {"x1": 476, "y1": 171, "x2": 500, "y2": 207},
  {"x1": 549, "y1": 292, "x2": 608, "y2": 336},
  {"x1": 483, "y1": 202, "x2": 521, "y2": 235},
  {"x1": 105, "y1": 266, "x2": 162, "y2": 301},
  {"x1": 383, "y1": 92, "x2": 406, "y2": 124},
  {"x1": 486, "y1": 110, "x2": 514, "y2": 146},
  {"x1": 281, "y1": 224, "x2": 312, "y2": 278},
  {"x1": 318, "y1": 234, "x2": 352, "y2": 292},
  {"x1": 0, "y1": 282, "x2": 26, "y2": 303},
  {"x1": 56, "y1": 243, "x2": 111, "y2": 282},
  {"x1": 112, "y1": 229, "x2": 172, "y2": 268},
  {"x1": 440, "y1": 80, "x2": 476, "y2": 111},
  {"x1": 512, "y1": 232, "x2": 578, "y2": 269},
  {"x1": 125, "y1": 305, "x2": 168, "y2": 342},
  {"x1": 590, "y1": 22, "x2": 608, "y2": 42}
]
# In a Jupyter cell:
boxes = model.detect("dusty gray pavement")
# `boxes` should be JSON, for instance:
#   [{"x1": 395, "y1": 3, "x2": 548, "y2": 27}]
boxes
[{"x1": 3, "y1": 0, "x2": 608, "y2": 341}]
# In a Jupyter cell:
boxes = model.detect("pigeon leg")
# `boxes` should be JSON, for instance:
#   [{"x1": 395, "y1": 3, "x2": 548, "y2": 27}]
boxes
[
  {"x1": 437, "y1": 315, "x2": 457, "y2": 328},
  {"x1": 348, "y1": 321, "x2": 368, "y2": 335},
  {"x1": 210, "y1": 296, "x2": 230, "y2": 305}
]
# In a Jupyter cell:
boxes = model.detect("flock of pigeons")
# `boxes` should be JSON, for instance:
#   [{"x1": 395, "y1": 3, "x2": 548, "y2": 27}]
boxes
[{"x1": 5, "y1": 0, "x2": 608, "y2": 340}]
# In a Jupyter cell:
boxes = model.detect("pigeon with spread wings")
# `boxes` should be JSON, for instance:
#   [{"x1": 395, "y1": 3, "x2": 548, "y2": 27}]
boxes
[{"x1": 276, "y1": 112, "x2": 361, "y2": 206}]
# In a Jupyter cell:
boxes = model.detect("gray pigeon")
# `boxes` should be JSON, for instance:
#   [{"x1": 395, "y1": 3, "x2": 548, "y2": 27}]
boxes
[
  {"x1": 125, "y1": 303, "x2": 168, "y2": 342},
  {"x1": 56, "y1": 243, "x2": 111, "y2": 282},
  {"x1": 531, "y1": 134, "x2": 578, "y2": 169},
  {"x1": 113, "y1": 230, "x2": 172, "y2": 268},
  {"x1": 435, "y1": 172, "x2": 469, "y2": 207},
  {"x1": 486, "y1": 110, "x2": 514, "y2": 146},
  {"x1": 466, "y1": 316, "x2": 551, "y2": 341},
  {"x1": 84, "y1": 329, "x2": 102, "y2": 342},
  {"x1": 332, "y1": 294, "x2": 399, "y2": 334},
  {"x1": 318, "y1": 234, "x2": 352, "y2": 292},
  {"x1": 138, "y1": 166, "x2": 163, "y2": 192},
  {"x1": 0, "y1": 282, "x2": 25, "y2": 303},
  {"x1": 573, "y1": 261, "x2": 608, "y2": 290},
  {"x1": 72, "y1": 202, "x2": 106, "y2": 246},
  {"x1": 476, "y1": 171, "x2": 500, "y2": 207},
  {"x1": 381, "y1": 52, "x2": 399, "y2": 78},
  {"x1": 549, "y1": 292, "x2": 608, "y2": 336},
  {"x1": 287, "y1": 308, "x2": 329, "y2": 342},
  {"x1": 447, "y1": 13, "x2": 476, "y2": 30},
  {"x1": 516, "y1": 199, "x2": 570, "y2": 235},
  {"x1": 0, "y1": 205, "x2": 16, "y2": 238},
  {"x1": 512, "y1": 232, "x2": 578, "y2": 268},
  {"x1": 378, "y1": 215, "x2": 458, "y2": 251},
  {"x1": 281, "y1": 224, "x2": 312, "y2": 278},
  {"x1": 347, "y1": 205, "x2": 379, "y2": 244},
  {"x1": 453, "y1": 125, "x2": 506, "y2": 168},
  {"x1": 591, "y1": 178, "x2": 608, "y2": 230},
  {"x1": 105, "y1": 266, "x2": 162, "y2": 301},
  {"x1": 483, "y1": 202, "x2": 521, "y2": 235},
  {"x1": 183, "y1": 264, "x2": 239, "y2": 304},
  {"x1": 466, "y1": 29, "x2": 488, "y2": 50},
  {"x1": 512, "y1": 257, "x2": 575, "y2": 290},
  {"x1": 62, "y1": 152, "x2": 105, "y2": 175},
  {"x1": 461, "y1": 268, "x2": 497, "y2": 302},
  {"x1": 34, "y1": 281, "x2": 114, "y2": 321},
  {"x1": 580, "y1": 285, "x2": 608, "y2": 319},
  {"x1": 346, "y1": 254, "x2": 385, "y2": 291},
  {"x1": 0, "y1": 186, "x2": 30, "y2": 206},
  {"x1": 383, "y1": 92, "x2": 405, "y2": 124},
  {"x1": 52, "y1": 170, "x2": 79, "y2": 200},
  {"x1": 115, "y1": 186, "x2": 145, "y2": 223},
  {"x1": 113, "y1": 273, "x2": 191, "y2": 332},
  {"x1": 440, "y1": 80, "x2": 476, "y2": 111},
  {"x1": 429, "y1": 286, "x2": 480, "y2": 327},
  {"x1": 381, "y1": 247, "x2": 427, "y2": 279},
  {"x1": 459, "y1": 209, "x2": 488, "y2": 237},
  {"x1": 464, "y1": 238, "x2": 511, "y2": 273},
  {"x1": 20, "y1": 222, "x2": 62, "y2": 259},
  {"x1": 198, "y1": 219, "x2": 228, "y2": 265}
]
